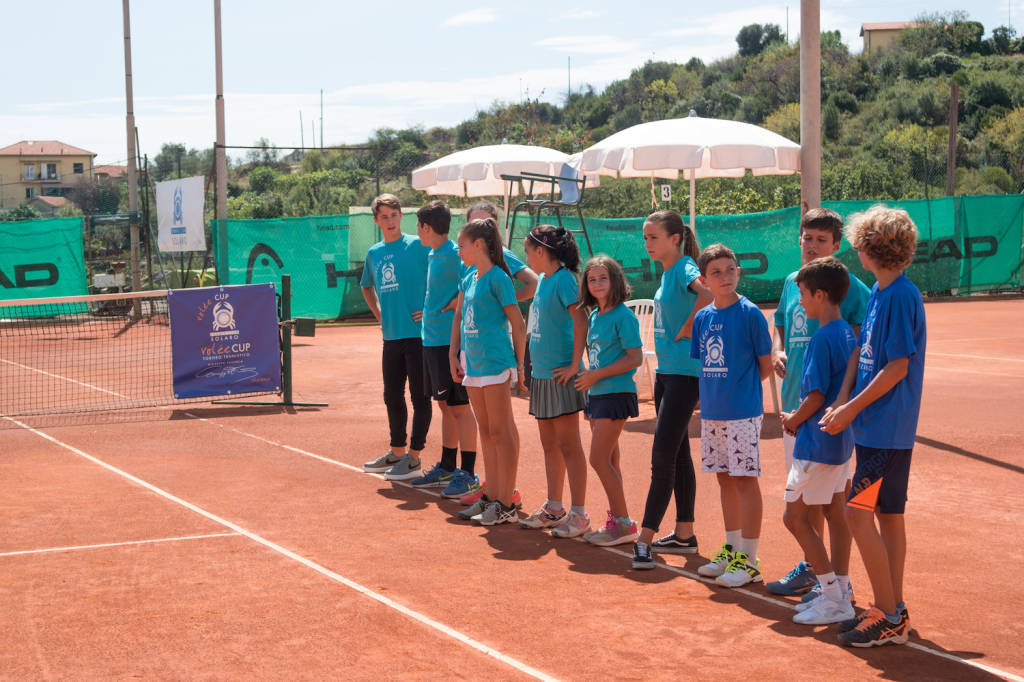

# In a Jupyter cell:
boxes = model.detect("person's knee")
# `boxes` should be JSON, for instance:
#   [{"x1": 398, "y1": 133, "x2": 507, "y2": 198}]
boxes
[
  {"x1": 845, "y1": 505, "x2": 872, "y2": 532},
  {"x1": 382, "y1": 386, "x2": 404, "y2": 405},
  {"x1": 783, "y1": 504, "x2": 804, "y2": 533}
]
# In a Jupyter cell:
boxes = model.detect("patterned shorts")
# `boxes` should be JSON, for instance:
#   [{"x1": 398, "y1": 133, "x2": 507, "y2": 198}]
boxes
[{"x1": 700, "y1": 416, "x2": 763, "y2": 477}]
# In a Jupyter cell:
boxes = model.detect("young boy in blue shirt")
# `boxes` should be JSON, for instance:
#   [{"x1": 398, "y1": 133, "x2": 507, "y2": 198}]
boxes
[
  {"x1": 768, "y1": 208, "x2": 870, "y2": 598},
  {"x1": 690, "y1": 244, "x2": 773, "y2": 588},
  {"x1": 409, "y1": 200, "x2": 480, "y2": 498},
  {"x1": 820, "y1": 205, "x2": 926, "y2": 647},
  {"x1": 779, "y1": 257, "x2": 858, "y2": 626},
  {"x1": 359, "y1": 194, "x2": 432, "y2": 481}
]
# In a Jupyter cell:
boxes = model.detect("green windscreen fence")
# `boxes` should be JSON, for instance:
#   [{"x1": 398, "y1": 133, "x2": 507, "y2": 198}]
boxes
[
  {"x1": 213, "y1": 195, "x2": 1023, "y2": 319},
  {"x1": 0, "y1": 217, "x2": 88, "y2": 303}
]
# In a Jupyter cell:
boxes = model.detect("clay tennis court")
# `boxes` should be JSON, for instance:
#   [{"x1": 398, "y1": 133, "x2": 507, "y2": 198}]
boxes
[{"x1": 3, "y1": 298, "x2": 1022, "y2": 680}]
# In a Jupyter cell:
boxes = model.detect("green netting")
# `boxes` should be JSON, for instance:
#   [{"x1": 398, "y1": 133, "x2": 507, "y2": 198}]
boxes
[
  {"x1": 211, "y1": 196, "x2": 1023, "y2": 319},
  {"x1": 0, "y1": 217, "x2": 88, "y2": 304}
]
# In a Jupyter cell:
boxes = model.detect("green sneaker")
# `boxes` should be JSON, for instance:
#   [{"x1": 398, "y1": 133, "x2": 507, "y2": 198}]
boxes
[
  {"x1": 714, "y1": 551, "x2": 762, "y2": 588},
  {"x1": 697, "y1": 543, "x2": 734, "y2": 578}
]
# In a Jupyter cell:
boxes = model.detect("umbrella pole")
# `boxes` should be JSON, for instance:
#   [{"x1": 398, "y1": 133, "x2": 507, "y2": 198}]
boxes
[
  {"x1": 502, "y1": 180, "x2": 511, "y2": 246},
  {"x1": 689, "y1": 171, "x2": 696, "y2": 234}
]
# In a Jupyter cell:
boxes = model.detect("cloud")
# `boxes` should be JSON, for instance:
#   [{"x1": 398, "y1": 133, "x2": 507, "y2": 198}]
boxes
[
  {"x1": 557, "y1": 9, "x2": 605, "y2": 20},
  {"x1": 535, "y1": 35, "x2": 639, "y2": 55},
  {"x1": 441, "y1": 8, "x2": 497, "y2": 28}
]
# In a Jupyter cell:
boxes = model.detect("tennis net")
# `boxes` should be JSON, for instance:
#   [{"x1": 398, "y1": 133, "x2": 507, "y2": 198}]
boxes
[{"x1": 1, "y1": 290, "x2": 278, "y2": 417}]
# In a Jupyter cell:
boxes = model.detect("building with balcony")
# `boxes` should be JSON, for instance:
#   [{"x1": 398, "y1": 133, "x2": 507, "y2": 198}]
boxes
[{"x1": 0, "y1": 140, "x2": 96, "y2": 209}]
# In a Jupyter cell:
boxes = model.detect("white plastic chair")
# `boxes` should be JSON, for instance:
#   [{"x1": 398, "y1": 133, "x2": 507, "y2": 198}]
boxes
[{"x1": 625, "y1": 298, "x2": 656, "y2": 395}]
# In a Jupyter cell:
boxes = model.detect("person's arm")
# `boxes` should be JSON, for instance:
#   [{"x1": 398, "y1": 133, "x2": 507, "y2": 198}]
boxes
[
  {"x1": 850, "y1": 324, "x2": 861, "y2": 338},
  {"x1": 757, "y1": 353, "x2": 772, "y2": 380},
  {"x1": 441, "y1": 294, "x2": 459, "y2": 313},
  {"x1": 771, "y1": 324, "x2": 787, "y2": 378},
  {"x1": 675, "y1": 279, "x2": 713, "y2": 340},
  {"x1": 552, "y1": 304, "x2": 589, "y2": 385},
  {"x1": 781, "y1": 390, "x2": 826, "y2": 436},
  {"x1": 361, "y1": 286, "x2": 381, "y2": 324},
  {"x1": 514, "y1": 267, "x2": 538, "y2": 302},
  {"x1": 820, "y1": 355, "x2": 908, "y2": 434},
  {"x1": 575, "y1": 347, "x2": 643, "y2": 391},
  {"x1": 448, "y1": 293, "x2": 465, "y2": 383},
  {"x1": 505, "y1": 303, "x2": 528, "y2": 392}
]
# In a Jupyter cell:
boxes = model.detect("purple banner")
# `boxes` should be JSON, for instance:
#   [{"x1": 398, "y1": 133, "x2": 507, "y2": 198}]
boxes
[{"x1": 169, "y1": 283, "x2": 281, "y2": 399}]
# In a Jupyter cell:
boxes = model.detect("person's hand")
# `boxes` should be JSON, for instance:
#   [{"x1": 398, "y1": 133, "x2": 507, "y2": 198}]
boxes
[
  {"x1": 449, "y1": 355, "x2": 465, "y2": 384},
  {"x1": 781, "y1": 411, "x2": 798, "y2": 437},
  {"x1": 819, "y1": 402, "x2": 855, "y2": 434},
  {"x1": 411, "y1": 310, "x2": 423, "y2": 322},
  {"x1": 516, "y1": 365, "x2": 528, "y2": 394},
  {"x1": 674, "y1": 322, "x2": 692, "y2": 341},
  {"x1": 441, "y1": 299, "x2": 458, "y2": 313},
  {"x1": 574, "y1": 369, "x2": 598, "y2": 392},
  {"x1": 551, "y1": 364, "x2": 577, "y2": 385},
  {"x1": 772, "y1": 350, "x2": 787, "y2": 379}
]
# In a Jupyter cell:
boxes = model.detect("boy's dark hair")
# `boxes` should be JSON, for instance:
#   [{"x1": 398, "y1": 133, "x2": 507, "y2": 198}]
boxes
[
  {"x1": 466, "y1": 201, "x2": 499, "y2": 222},
  {"x1": 416, "y1": 200, "x2": 451, "y2": 235},
  {"x1": 646, "y1": 210, "x2": 700, "y2": 260},
  {"x1": 371, "y1": 193, "x2": 402, "y2": 216},
  {"x1": 579, "y1": 255, "x2": 631, "y2": 309},
  {"x1": 459, "y1": 218, "x2": 510, "y2": 278},
  {"x1": 526, "y1": 224, "x2": 581, "y2": 272},
  {"x1": 795, "y1": 256, "x2": 850, "y2": 305},
  {"x1": 697, "y1": 243, "x2": 738, "y2": 275},
  {"x1": 800, "y1": 207, "x2": 844, "y2": 243},
  {"x1": 845, "y1": 205, "x2": 918, "y2": 271}
]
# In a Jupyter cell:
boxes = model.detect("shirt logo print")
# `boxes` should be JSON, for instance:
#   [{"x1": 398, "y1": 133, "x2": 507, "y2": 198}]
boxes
[
  {"x1": 705, "y1": 335, "x2": 726, "y2": 367},
  {"x1": 380, "y1": 261, "x2": 399, "y2": 292},
  {"x1": 791, "y1": 306, "x2": 808, "y2": 337}
]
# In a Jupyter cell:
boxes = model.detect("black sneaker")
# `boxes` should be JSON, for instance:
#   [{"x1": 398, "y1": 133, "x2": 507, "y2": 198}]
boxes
[
  {"x1": 632, "y1": 542, "x2": 655, "y2": 570},
  {"x1": 838, "y1": 607, "x2": 909, "y2": 647},
  {"x1": 651, "y1": 532, "x2": 698, "y2": 554},
  {"x1": 839, "y1": 604, "x2": 906, "y2": 633}
]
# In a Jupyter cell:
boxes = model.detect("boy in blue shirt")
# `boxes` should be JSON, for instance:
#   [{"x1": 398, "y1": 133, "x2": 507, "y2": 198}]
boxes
[
  {"x1": 359, "y1": 194, "x2": 432, "y2": 481},
  {"x1": 768, "y1": 208, "x2": 870, "y2": 598},
  {"x1": 821, "y1": 205, "x2": 926, "y2": 647},
  {"x1": 779, "y1": 257, "x2": 858, "y2": 626},
  {"x1": 690, "y1": 244, "x2": 772, "y2": 588},
  {"x1": 409, "y1": 200, "x2": 480, "y2": 498}
]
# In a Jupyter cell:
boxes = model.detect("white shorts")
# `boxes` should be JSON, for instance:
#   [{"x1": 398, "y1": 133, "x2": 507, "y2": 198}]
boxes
[
  {"x1": 783, "y1": 431, "x2": 795, "y2": 472},
  {"x1": 701, "y1": 416, "x2": 763, "y2": 477},
  {"x1": 461, "y1": 351, "x2": 518, "y2": 388},
  {"x1": 784, "y1": 458, "x2": 853, "y2": 505}
]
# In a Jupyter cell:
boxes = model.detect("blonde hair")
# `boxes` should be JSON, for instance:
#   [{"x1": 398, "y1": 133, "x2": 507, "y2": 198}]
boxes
[{"x1": 845, "y1": 205, "x2": 918, "y2": 271}]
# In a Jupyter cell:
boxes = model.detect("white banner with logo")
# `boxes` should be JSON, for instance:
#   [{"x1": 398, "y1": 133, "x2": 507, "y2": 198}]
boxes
[{"x1": 156, "y1": 176, "x2": 206, "y2": 252}]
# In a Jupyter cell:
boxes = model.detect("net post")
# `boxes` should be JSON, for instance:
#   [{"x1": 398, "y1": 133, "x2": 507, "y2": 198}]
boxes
[{"x1": 281, "y1": 274, "x2": 294, "y2": 404}]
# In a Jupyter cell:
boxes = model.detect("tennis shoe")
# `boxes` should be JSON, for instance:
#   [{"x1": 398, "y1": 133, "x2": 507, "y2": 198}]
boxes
[
  {"x1": 797, "y1": 583, "x2": 854, "y2": 612},
  {"x1": 697, "y1": 543, "x2": 735, "y2": 577},
  {"x1": 519, "y1": 504, "x2": 567, "y2": 529},
  {"x1": 383, "y1": 453, "x2": 421, "y2": 481},
  {"x1": 457, "y1": 497, "x2": 489, "y2": 520},
  {"x1": 766, "y1": 561, "x2": 817, "y2": 595},
  {"x1": 838, "y1": 607, "x2": 909, "y2": 647},
  {"x1": 459, "y1": 481, "x2": 486, "y2": 505},
  {"x1": 410, "y1": 462, "x2": 456, "y2": 488},
  {"x1": 651, "y1": 532, "x2": 698, "y2": 554},
  {"x1": 632, "y1": 542, "x2": 655, "y2": 570},
  {"x1": 715, "y1": 551, "x2": 762, "y2": 587},
  {"x1": 476, "y1": 500, "x2": 518, "y2": 526},
  {"x1": 550, "y1": 510, "x2": 591, "y2": 538},
  {"x1": 585, "y1": 512, "x2": 639, "y2": 546},
  {"x1": 363, "y1": 451, "x2": 403, "y2": 473},
  {"x1": 441, "y1": 470, "x2": 478, "y2": 498},
  {"x1": 793, "y1": 596, "x2": 856, "y2": 625}
]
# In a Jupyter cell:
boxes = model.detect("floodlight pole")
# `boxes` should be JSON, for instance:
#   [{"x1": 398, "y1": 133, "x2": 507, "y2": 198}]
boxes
[
  {"x1": 799, "y1": 0, "x2": 821, "y2": 212},
  {"x1": 214, "y1": 0, "x2": 227, "y2": 221},
  {"x1": 122, "y1": 0, "x2": 141, "y2": 298}
]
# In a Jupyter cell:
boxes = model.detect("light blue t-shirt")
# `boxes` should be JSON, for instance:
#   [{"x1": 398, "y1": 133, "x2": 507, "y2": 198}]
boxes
[
  {"x1": 360, "y1": 234, "x2": 429, "y2": 341},
  {"x1": 690, "y1": 296, "x2": 772, "y2": 420},
  {"x1": 586, "y1": 303, "x2": 642, "y2": 395},
  {"x1": 774, "y1": 270, "x2": 871, "y2": 412},
  {"x1": 528, "y1": 268, "x2": 581, "y2": 379},
  {"x1": 422, "y1": 240, "x2": 467, "y2": 347},
  {"x1": 795, "y1": 319, "x2": 858, "y2": 465},
  {"x1": 851, "y1": 275, "x2": 927, "y2": 450},
  {"x1": 653, "y1": 256, "x2": 702, "y2": 377},
  {"x1": 460, "y1": 266, "x2": 517, "y2": 377},
  {"x1": 462, "y1": 247, "x2": 527, "y2": 282}
]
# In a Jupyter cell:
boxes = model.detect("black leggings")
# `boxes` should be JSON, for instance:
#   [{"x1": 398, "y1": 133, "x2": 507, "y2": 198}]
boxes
[
  {"x1": 382, "y1": 338, "x2": 432, "y2": 452},
  {"x1": 641, "y1": 374, "x2": 700, "y2": 531}
]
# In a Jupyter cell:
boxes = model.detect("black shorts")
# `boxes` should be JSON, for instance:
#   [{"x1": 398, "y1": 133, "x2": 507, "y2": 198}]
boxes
[
  {"x1": 422, "y1": 344, "x2": 469, "y2": 406},
  {"x1": 584, "y1": 392, "x2": 639, "y2": 421},
  {"x1": 847, "y1": 444, "x2": 913, "y2": 514}
]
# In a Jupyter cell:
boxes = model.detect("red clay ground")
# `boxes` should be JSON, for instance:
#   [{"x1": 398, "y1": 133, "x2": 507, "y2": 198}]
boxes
[{"x1": 2, "y1": 299, "x2": 1022, "y2": 680}]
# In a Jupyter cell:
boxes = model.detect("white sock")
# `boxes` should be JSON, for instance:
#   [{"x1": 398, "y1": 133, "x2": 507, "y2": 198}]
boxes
[
  {"x1": 837, "y1": 574, "x2": 851, "y2": 595},
  {"x1": 819, "y1": 571, "x2": 841, "y2": 602},
  {"x1": 546, "y1": 499, "x2": 564, "y2": 511},
  {"x1": 725, "y1": 530, "x2": 742, "y2": 551},
  {"x1": 740, "y1": 536, "x2": 759, "y2": 561}
]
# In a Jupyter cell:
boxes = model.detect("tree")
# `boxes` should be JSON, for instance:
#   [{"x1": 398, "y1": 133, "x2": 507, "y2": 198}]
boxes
[
  {"x1": 990, "y1": 26, "x2": 1017, "y2": 55},
  {"x1": 736, "y1": 23, "x2": 784, "y2": 57},
  {"x1": 641, "y1": 79, "x2": 679, "y2": 122},
  {"x1": 248, "y1": 166, "x2": 279, "y2": 194},
  {"x1": 246, "y1": 137, "x2": 279, "y2": 164},
  {"x1": 823, "y1": 102, "x2": 841, "y2": 140}
]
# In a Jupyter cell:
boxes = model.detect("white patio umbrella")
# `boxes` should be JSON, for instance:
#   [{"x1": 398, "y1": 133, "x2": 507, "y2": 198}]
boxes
[{"x1": 579, "y1": 111, "x2": 800, "y2": 230}]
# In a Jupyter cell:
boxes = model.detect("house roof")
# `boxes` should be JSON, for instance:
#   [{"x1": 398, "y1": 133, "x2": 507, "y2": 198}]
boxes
[
  {"x1": 860, "y1": 21, "x2": 924, "y2": 35},
  {"x1": 33, "y1": 196, "x2": 71, "y2": 208},
  {"x1": 0, "y1": 140, "x2": 96, "y2": 157},
  {"x1": 94, "y1": 164, "x2": 128, "y2": 178}
]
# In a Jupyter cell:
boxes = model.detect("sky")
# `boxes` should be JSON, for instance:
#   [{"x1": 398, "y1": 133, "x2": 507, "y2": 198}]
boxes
[{"x1": 1, "y1": 0, "x2": 1019, "y2": 165}]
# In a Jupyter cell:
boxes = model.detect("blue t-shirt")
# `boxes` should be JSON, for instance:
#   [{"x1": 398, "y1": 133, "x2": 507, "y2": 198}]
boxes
[
  {"x1": 586, "y1": 303, "x2": 642, "y2": 395},
  {"x1": 794, "y1": 319, "x2": 858, "y2": 465},
  {"x1": 422, "y1": 240, "x2": 467, "y2": 347},
  {"x1": 459, "y1": 266, "x2": 517, "y2": 377},
  {"x1": 851, "y1": 275, "x2": 927, "y2": 450},
  {"x1": 774, "y1": 270, "x2": 870, "y2": 412},
  {"x1": 528, "y1": 268, "x2": 581, "y2": 379},
  {"x1": 690, "y1": 296, "x2": 772, "y2": 420},
  {"x1": 359, "y1": 234, "x2": 429, "y2": 341},
  {"x1": 653, "y1": 256, "x2": 702, "y2": 377}
]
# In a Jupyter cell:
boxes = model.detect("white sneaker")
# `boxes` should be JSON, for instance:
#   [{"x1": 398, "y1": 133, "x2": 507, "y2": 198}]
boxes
[
  {"x1": 793, "y1": 596, "x2": 856, "y2": 625},
  {"x1": 697, "y1": 543, "x2": 735, "y2": 578},
  {"x1": 797, "y1": 585, "x2": 854, "y2": 612},
  {"x1": 714, "y1": 552, "x2": 762, "y2": 588},
  {"x1": 550, "y1": 510, "x2": 591, "y2": 538}
]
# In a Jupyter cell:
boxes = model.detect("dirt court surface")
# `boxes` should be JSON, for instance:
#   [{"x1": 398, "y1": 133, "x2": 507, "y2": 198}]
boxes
[{"x1": 3, "y1": 298, "x2": 1023, "y2": 681}]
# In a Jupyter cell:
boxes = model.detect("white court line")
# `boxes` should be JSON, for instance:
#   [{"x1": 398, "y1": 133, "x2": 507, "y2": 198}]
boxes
[
  {"x1": 0, "y1": 532, "x2": 239, "y2": 558},
  {"x1": 4, "y1": 416, "x2": 557, "y2": 682},
  {"x1": 0, "y1": 358, "x2": 127, "y2": 398},
  {"x1": 928, "y1": 352, "x2": 1024, "y2": 363},
  {"x1": 185, "y1": 416, "x2": 1024, "y2": 682}
]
